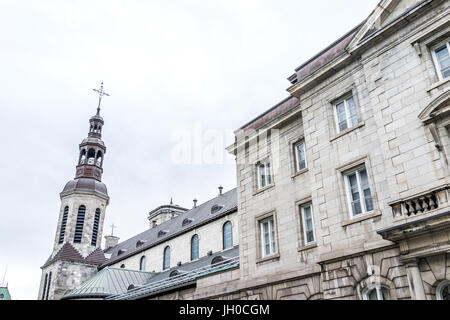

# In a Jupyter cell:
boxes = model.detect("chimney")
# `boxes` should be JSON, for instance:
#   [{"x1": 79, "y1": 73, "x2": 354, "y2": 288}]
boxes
[
  {"x1": 193, "y1": 199, "x2": 198, "y2": 208},
  {"x1": 218, "y1": 186, "x2": 223, "y2": 195},
  {"x1": 104, "y1": 235, "x2": 120, "y2": 250}
]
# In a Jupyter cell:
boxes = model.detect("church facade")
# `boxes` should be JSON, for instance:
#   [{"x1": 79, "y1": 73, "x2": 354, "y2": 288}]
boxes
[{"x1": 39, "y1": 0, "x2": 450, "y2": 300}]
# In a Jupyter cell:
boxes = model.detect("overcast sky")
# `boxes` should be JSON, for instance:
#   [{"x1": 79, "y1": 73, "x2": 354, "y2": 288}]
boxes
[{"x1": 0, "y1": 0, "x2": 379, "y2": 299}]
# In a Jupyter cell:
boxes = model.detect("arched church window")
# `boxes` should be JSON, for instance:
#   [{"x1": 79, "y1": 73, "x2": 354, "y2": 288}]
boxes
[
  {"x1": 190, "y1": 234, "x2": 199, "y2": 261},
  {"x1": 437, "y1": 280, "x2": 450, "y2": 300},
  {"x1": 58, "y1": 206, "x2": 69, "y2": 244},
  {"x1": 91, "y1": 208, "x2": 101, "y2": 246},
  {"x1": 79, "y1": 149, "x2": 86, "y2": 165},
  {"x1": 163, "y1": 246, "x2": 170, "y2": 270},
  {"x1": 120, "y1": 264, "x2": 125, "y2": 269},
  {"x1": 223, "y1": 221, "x2": 233, "y2": 250},
  {"x1": 73, "y1": 205, "x2": 86, "y2": 243},
  {"x1": 139, "y1": 256, "x2": 146, "y2": 271},
  {"x1": 96, "y1": 151, "x2": 103, "y2": 167},
  {"x1": 87, "y1": 148, "x2": 96, "y2": 165}
]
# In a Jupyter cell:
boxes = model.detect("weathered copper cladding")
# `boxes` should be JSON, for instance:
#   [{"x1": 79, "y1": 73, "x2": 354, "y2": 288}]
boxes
[
  {"x1": 75, "y1": 164, "x2": 103, "y2": 180},
  {"x1": 293, "y1": 28, "x2": 358, "y2": 83},
  {"x1": 236, "y1": 96, "x2": 299, "y2": 140}
]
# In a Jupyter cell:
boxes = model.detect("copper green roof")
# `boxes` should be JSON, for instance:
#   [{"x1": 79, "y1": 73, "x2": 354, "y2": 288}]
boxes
[
  {"x1": 62, "y1": 267, "x2": 155, "y2": 299},
  {"x1": 0, "y1": 287, "x2": 11, "y2": 300}
]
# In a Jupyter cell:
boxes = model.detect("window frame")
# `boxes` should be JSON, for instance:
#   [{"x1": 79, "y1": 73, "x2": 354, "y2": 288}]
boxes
[
  {"x1": 259, "y1": 216, "x2": 277, "y2": 258},
  {"x1": 163, "y1": 246, "x2": 171, "y2": 270},
  {"x1": 222, "y1": 221, "x2": 233, "y2": 250},
  {"x1": 58, "y1": 206, "x2": 69, "y2": 244},
  {"x1": 73, "y1": 205, "x2": 86, "y2": 243},
  {"x1": 333, "y1": 95, "x2": 358, "y2": 134},
  {"x1": 431, "y1": 39, "x2": 450, "y2": 81},
  {"x1": 294, "y1": 140, "x2": 307, "y2": 172},
  {"x1": 436, "y1": 280, "x2": 450, "y2": 300},
  {"x1": 139, "y1": 255, "x2": 146, "y2": 271},
  {"x1": 343, "y1": 165, "x2": 374, "y2": 218},
  {"x1": 190, "y1": 234, "x2": 199, "y2": 261},
  {"x1": 256, "y1": 159, "x2": 272, "y2": 190},
  {"x1": 300, "y1": 203, "x2": 316, "y2": 246},
  {"x1": 362, "y1": 284, "x2": 391, "y2": 300},
  {"x1": 91, "y1": 208, "x2": 101, "y2": 246}
]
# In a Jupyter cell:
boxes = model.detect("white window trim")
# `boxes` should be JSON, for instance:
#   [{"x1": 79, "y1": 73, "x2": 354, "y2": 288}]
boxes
[
  {"x1": 260, "y1": 217, "x2": 276, "y2": 258},
  {"x1": 294, "y1": 141, "x2": 307, "y2": 172},
  {"x1": 362, "y1": 284, "x2": 390, "y2": 300},
  {"x1": 344, "y1": 166, "x2": 373, "y2": 218},
  {"x1": 257, "y1": 160, "x2": 272, "y2": 189},
  {"x1": 431, "y1": 39, "x2": 450, "y2": 81},
  {"x1": 333, "y1": 96, "x2": 357, "y2": 134},
  {"x1": 436, "y1": 280, "x2": 450, "y2": 300},
  {"x1": 300, "y1": 204, "x2": 316, "y2": 246}
]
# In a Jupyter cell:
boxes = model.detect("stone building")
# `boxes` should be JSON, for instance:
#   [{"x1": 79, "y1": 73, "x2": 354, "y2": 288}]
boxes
[
  {"x1": 223, "y1": 0, "x2": 450, "y2": 300},
  {"x1": 40, "y1": 0, "x2": 450, "y2": 300}
]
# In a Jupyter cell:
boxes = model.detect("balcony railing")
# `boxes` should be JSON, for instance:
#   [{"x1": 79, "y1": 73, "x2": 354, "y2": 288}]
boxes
[{"x1": 390, "y1": 186, "x2": 449, "y2": 219}]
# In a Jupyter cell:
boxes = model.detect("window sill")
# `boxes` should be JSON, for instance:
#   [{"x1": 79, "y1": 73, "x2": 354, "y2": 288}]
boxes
[
  {"x1": 341, "y1": 210, "x2": 382, "y2": 227},
  {"x1": 256, "y1": 253, "x2": 280, "y2": 264},
  {"x1": 297, "y1": 243, "x2": 317, "y2": 252},
  {"x1": 330, "y1": 122, "x2": 365, "y2": 142},
  {"x1": 291, "y1": 168, "x2": 309, "y2": 179},
  {"x1": 427, "y1": 76, "x2": 450, "y2": 92},
  {"x1": 253, "y1": 184, "x2": 275, "y2": 196}
]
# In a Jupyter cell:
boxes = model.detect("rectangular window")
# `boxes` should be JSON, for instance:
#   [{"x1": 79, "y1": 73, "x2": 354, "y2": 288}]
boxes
[
  {"x1": 433, "y1": 40, "x2": 450, "y2": 80},
  {"x1": 300, "y1": 204, "x2": 316, "y2": 245},
  {"x1": 294, "y1": 141, "x2": 307, "y2": 171},
  {"x1": 257, "y1": 160, "x2": 272, "y2": 189},
  {"x1": 344, "y1": 166, "x2": 373, "y2": 217},
  {"x1": 334, "y1": 96, "x2": 358, "y2": 133},
  {"x1": 259, "y1": 217, "x2": 276, "y2": 257}
]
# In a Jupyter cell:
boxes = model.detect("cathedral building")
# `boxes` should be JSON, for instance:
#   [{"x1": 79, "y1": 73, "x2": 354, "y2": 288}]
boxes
[{"x1": 39, "y1": 0, "x2": 450, "y2": 300}]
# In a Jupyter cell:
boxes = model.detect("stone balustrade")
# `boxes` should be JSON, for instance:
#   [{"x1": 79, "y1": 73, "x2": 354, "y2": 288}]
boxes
[{"x1": 390, "y1": 186, "x2": 450, "y2": 219}]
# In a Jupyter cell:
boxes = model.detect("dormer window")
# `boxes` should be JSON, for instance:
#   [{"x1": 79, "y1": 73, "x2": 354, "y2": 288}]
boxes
[
  {"x1": 182, "y1": 218, "x2": 194, "y2": 227},
  {"x1": 136, "y1": 240, "x2": 146, "y2": 248},
  {"x1": 118, "y1": 249, "x2": 126, "y2": 255},
  {"x1": 432, "y1": 39, "x2": 450, "y2": 80},
  {"x1": 211, "y1": 204, "x2": 224, "y2": 214},
  {"x1": 211, "y1": 256, "x2": 224, "y2": 265},
  {"x1": 158, "y1": 230, "x2": 169, "y2": 238},
  {"x1": 169, "y1": 270, "x2": 180, "y2": 277}
]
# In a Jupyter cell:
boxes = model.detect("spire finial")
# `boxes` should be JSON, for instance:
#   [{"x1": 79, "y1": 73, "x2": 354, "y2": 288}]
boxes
[
  {"x1": 92, "y1": 81, "x2": 110, "y2": 116},
  {"x1": 110, "y1": 223, "x2": 116, "y2": 236}
]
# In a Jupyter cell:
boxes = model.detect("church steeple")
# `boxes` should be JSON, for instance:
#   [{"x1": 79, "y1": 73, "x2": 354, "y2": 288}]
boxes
[
  {"x1": 75, "y1": 82, "x2": 109, "y2": 181},
  {"x1": 39, "y1": 82, "x2": 111, "y2": 300}
]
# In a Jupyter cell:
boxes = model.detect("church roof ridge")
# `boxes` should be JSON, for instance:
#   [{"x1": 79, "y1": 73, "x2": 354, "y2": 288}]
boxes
[{"x1": 100, "y1": 187, "x2": 238, "y2": 268}]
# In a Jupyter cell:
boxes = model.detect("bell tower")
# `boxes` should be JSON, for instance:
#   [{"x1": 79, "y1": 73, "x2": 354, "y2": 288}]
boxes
[{"x1": 38, "y1": 82, "x2": 111, "y2": 300}]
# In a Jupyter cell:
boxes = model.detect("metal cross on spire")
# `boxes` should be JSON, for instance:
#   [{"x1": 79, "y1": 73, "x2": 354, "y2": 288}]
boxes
[
  {"x1": 92, "y1": 81, "x2": 110, "y2": 115},
  {"x1": 110, "y1": 223, "x2": 116, "y2": 236}
]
